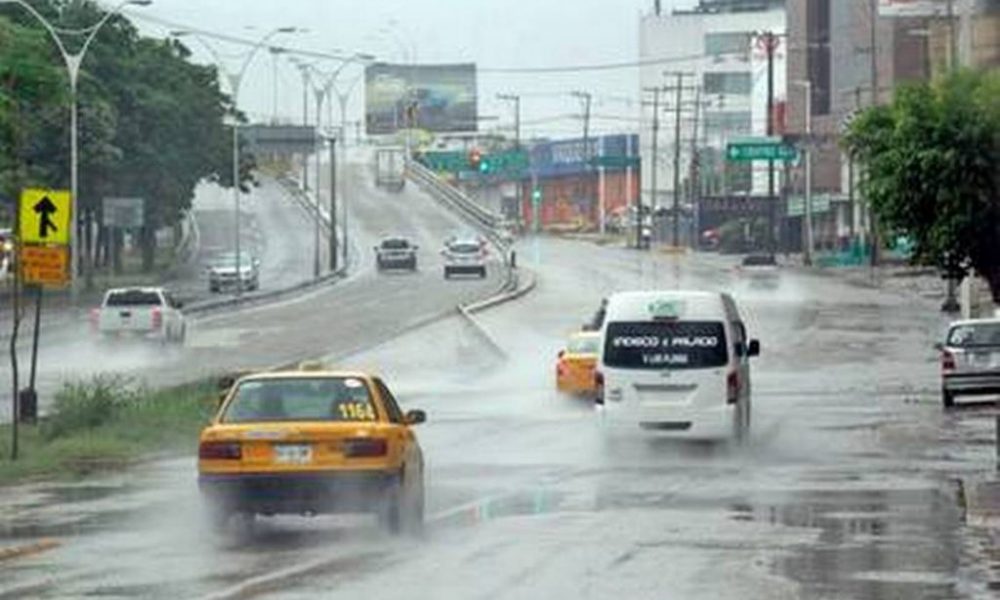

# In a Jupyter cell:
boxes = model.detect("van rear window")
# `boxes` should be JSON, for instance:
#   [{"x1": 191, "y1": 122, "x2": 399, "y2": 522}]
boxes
[{"x1": 604, "y1": 321, "x2": 727, "y2": 370}]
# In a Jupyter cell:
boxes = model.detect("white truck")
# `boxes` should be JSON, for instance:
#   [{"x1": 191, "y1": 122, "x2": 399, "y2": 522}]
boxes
[
  {"x1": 375, "y1": 146, "x2": 406, "y2": 192},
  {"x1": 91, "y1": 287, "x2": 186, "y2": 344}
]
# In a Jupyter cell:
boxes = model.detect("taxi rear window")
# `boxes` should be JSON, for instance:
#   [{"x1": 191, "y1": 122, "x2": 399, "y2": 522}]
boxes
[
  {"x1": 604, "y1": 321, "x2": 727, "y2": 370},
  {"x1": 567, "y1": 335, "x2": 600, "y2": 355},
  {"x1": 222, "y1": 377, "x2": 378, "y2": 423}
]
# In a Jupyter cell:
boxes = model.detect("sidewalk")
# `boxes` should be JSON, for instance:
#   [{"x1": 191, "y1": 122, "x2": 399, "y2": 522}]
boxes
[{"x1": 781, "y1": 254, "x2": 948, "y2": 303}]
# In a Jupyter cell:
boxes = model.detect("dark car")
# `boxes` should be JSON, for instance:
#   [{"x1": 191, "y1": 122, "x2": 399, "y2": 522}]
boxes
[{"x1": 375, "y1": 237, "x2": 418, "y2": 271}]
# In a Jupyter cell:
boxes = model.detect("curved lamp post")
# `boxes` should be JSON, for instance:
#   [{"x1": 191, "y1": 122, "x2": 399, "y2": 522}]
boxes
[{"x1": 171, "y1": 26, "x2": 299, "y2": 295}]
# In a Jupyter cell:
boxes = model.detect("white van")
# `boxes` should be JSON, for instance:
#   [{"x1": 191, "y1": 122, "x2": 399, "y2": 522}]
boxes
[{"x1": 596, "y1": 290, "x2": 760, "y2": 440}]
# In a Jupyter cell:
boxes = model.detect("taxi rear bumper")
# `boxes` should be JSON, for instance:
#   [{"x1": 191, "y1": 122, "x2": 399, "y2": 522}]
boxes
[{"x1": 199, "y1": 471, "x2": 397, "y2": 515}]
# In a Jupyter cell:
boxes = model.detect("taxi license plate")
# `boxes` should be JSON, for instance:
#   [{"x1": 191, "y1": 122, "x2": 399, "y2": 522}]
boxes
[{"x1": 273, "y1": 444, "x2": 312, "y2": 465}]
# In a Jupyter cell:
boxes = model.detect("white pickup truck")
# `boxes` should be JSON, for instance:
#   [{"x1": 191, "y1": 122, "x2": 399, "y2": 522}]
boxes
[{"x1": 91, "y1": 287, "x2": 187, "y2": 344}]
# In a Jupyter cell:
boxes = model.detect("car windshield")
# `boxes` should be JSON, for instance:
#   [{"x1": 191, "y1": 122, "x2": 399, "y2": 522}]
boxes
[
  {"x1": 948, "y1": 323, "x2": 1000, "y2": 348},
  {"x1": 604, "y1": 321, "x2": 728, "y2": 370},
  {"x1": 222, "y1": 377, "x2": 378, "y2": 423},
  {"x1": 450, "y1": 242, "x2": 480, "y2": 254},
  {"x1": 105, "y1": 290, "x2": 162, "y2": 307},
  {"x1": 381, "y1": 239, "x2": 409, "y2": 249},
  {"x1": 567, "y1": 335, "x2": 600, "y2": 355}
]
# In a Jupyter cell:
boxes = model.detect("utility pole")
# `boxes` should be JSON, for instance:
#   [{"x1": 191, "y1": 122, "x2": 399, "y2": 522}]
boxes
[
  {"x1": 571, "y1": 91, "x2": 594, "y2": 230},
  {"x1": 497, "y1": 93, "x2": 522, "y2": 230},
  {"x1": 688, "y1": 86, "x2": 703, "y2": 250},
  {"x1": 760, "y1": 31, "x2": 781, "y2": 253},
  {"x1": 664, "y1": 72, "x2": 694, "y2": 249},
  {"x1": 671, "y1": 74, "x2": 684, "y2": 248},
  {"x1": 947, "y1": 0, "x2": 958, "y2": 70},
  {"x1": 867, "y1": 0, "x2": 880, "y2": 267},
  {"x1": 642, "y1": 86, "x2": 663, "y2": 249}
]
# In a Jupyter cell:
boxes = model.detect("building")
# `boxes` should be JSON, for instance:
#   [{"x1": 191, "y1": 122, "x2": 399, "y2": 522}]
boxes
[
  {"x1": 639, "y1": 0, "x2": 787, "y2": 225},
  {"x1": 785, "y1": 0, "x2": 999, "y2": 254},
  {"x1": 519, "y1": 134, "x2": 640, "y2": 232}
]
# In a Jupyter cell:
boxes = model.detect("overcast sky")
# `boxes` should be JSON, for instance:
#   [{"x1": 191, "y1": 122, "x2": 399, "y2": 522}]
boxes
[{"x1": 126, "y1": 0, "x2": 694, "y2": 139}]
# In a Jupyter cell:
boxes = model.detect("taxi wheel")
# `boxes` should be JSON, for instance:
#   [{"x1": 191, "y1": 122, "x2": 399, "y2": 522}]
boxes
[{"x1": 379, "y1": 476, "x2": 423, "y2": 536}]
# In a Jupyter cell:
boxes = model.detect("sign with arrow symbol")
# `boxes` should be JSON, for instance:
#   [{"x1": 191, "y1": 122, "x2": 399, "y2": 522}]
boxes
[{"x1": 19, "y1": 189, "x2": 71, "y2": 245}]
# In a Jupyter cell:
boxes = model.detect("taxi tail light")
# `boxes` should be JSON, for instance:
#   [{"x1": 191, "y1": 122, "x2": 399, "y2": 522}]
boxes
[
  {"x1": 941, "y1": 350, "x2": 956, "y2": 373},
  {"x1": 726, "y1": 371, "x2": 740, "y2": 405},
  {"x1": 151, "y1": 307, "x2": 163, "y2": 330},
  {"x1": 594, "y1": 370, "x2": 605, "y2": 405},
  {"x1": 199, "y1": 441, "x2": 242, "y2": 460},
  {"x1": 342, "y1": 438, "x2": 388, "y2": 458}
]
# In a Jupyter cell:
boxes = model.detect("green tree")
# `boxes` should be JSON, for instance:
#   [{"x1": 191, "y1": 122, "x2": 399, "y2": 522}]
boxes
[
  {"x1": 0, "y1": 1, "x2": 256, "y2": 273},
  {"x1": 0, "y1": 16, "x2": 67, "y2": 203},
  {"x1": 845, "y1": 69, "x2": 1000, "y2": 300}
]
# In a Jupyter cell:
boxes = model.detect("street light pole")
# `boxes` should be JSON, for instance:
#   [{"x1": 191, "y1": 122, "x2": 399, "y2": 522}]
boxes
[
  {"x1": 175, "y1": 27, "x2": 299, "y2": 296},
  {"x1": 793, "y1": 80, "x2": 814, "y2": 266},
  {"x1": 3, "y1": 0, "x2": 154, "y2": 301}
]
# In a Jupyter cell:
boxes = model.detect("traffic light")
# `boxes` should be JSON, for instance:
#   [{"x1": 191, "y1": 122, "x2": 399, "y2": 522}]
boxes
[
  {"x1": 468, "y1": 148, "x2": 482, "y2": 171},
  {"x1": 479, "y1": 156, "x2": 491, "y2": 173},
  {"x1": 531, "y1": 186, "x2": 542, "y2": 204}
]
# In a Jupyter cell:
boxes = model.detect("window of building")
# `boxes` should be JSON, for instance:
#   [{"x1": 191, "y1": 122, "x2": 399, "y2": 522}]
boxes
[
  {"x1": 704, "y1": 32, "x2": 750, "y2": 60},
  {"x1": 806, "y1": 0, "x2": 832, "y2": 115},
  {"x1": 704, "y1": 111, "x2": 752, "y2": 137},
  {"x1": 703, "y1": 72, "x2": 752, "y2": 95}
]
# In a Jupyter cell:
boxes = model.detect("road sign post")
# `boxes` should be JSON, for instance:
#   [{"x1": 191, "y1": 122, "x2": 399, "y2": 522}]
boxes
[{"x1": 11, "y1": 189, "x2": 72, "y2": 460}]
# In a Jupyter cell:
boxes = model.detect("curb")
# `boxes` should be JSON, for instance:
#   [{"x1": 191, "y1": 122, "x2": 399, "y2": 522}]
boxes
[
  {"x1": 0, "y1": 538, "x2": 60, "y2": 563},
  {"x1": 463, "y1": 268, "x2": 536, "y2": 314}
]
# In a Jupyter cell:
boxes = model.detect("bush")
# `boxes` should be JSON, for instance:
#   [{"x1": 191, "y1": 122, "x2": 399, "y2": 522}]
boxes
[{"x1": 43, "y1": 375, "x2": 144, "y2": 440}]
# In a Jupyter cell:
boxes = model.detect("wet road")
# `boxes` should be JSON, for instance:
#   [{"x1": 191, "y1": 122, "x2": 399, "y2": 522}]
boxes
[
  {"x1": 0, "y1": 154, "x2": 501, "y2": 420},
  {"x1": 3, "y1": 237, "x2": 999, "y2": 599}
]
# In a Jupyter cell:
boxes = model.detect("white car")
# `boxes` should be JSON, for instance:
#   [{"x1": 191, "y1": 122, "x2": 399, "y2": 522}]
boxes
[
  {"x1": 442, "y1": 238, "x2": 487, "y2": 279},
  {"x1": 208, "y1": 252, "x2": 260, "y2": 293},
  {"x1": 938, "y1": 318, "x2": 1000, "y2": 408},
  {"x1": 91, "y1": 287, "x2": 186, "y2": 344},
  {"x1": 595, "y1": 290, "x2": 760, "y2": 441}
]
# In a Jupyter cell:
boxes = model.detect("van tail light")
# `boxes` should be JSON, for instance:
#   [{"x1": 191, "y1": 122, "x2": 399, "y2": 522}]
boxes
[
  {"x1": 594, "y1": 370, "x2": 606, "y2": 405},
  {"x1": 726, "y1": 371, "x2": 740, "y2": 405},
  {"x1": 151, "y1": 307, "x2": 163, "y2": 330},
  {"x1": 199, "y1": 441, "x2": 242, "y2": 460},
  {"x1": 941, "y1": 350, "x2": 956, "y2": 373},
  {"x1": 342, "y1": 438, "x2": 388, "y2": 458}
]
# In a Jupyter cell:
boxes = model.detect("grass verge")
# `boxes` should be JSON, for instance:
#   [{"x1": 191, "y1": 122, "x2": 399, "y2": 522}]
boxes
[{"x1": 0, "y1": 375, "x2": 217, "y2": 485}]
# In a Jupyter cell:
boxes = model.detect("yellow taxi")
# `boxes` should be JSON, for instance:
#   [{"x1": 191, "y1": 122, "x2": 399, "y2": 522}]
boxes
[
  {"x1": 555, "y1": 331, "x2": 601, "y2": 397},
  {"x1": 198, "y1": 367, "x2": 426, "y2": 535}
]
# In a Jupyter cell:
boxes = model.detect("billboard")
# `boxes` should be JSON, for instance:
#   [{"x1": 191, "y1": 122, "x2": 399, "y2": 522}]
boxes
[
  {"x1": 365, "y1": 63, "x2": 477, "y2": 134},
  {"x1": 878, "y1": 0, "x2": 950, "y2": 16}
]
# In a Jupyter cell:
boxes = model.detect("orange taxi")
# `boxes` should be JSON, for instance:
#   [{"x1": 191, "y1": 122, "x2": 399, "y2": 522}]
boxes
[
  {"x1": 555, "y1": 331, "x2": 601, "y2": 396},
  {"x1": 198, "y1": 367, "x2": 426, "y2": 535}
]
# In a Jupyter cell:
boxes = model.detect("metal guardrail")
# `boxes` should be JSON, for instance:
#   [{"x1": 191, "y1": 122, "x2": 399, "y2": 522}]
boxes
[{"x1": 406, "y1": 159, "x2": 507, "y2": 247}]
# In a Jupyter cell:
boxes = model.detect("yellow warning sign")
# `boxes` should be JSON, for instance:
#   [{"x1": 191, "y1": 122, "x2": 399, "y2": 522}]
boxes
[
  {"x1": 19, "y1": 189, "x2": 71, "y2": 245},
  {"x1": 20, "y1": 245, "x2": 69, "y2": 287}
]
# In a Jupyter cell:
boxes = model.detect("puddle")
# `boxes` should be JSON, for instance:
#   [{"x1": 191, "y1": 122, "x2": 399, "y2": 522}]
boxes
[{"x1": 730, "y1": 485, "x2": 969, "y2": 599}]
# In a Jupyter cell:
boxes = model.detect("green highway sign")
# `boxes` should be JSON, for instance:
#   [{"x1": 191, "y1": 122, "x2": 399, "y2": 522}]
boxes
[
  {"x1": 726, "y1": 138, "x2": 798, "y2": 162},
  {"x1": 421, "y1": 150, "x2": 528, "y2": 175},
  {"x1": 589, "y1": 155, "x2": 641, "y2": 169}
]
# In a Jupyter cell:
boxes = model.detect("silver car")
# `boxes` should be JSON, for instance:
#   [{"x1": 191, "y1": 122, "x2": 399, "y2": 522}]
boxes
[
  {"x1": 937, "y1": 318, "x2": 1000, "y2": 408},
  {"x1": 442, "y1": 238, "x2": 487, "y2": 279},
  {"x1": 208, "y1": 252, "x2": 260, "y2": 293}
]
